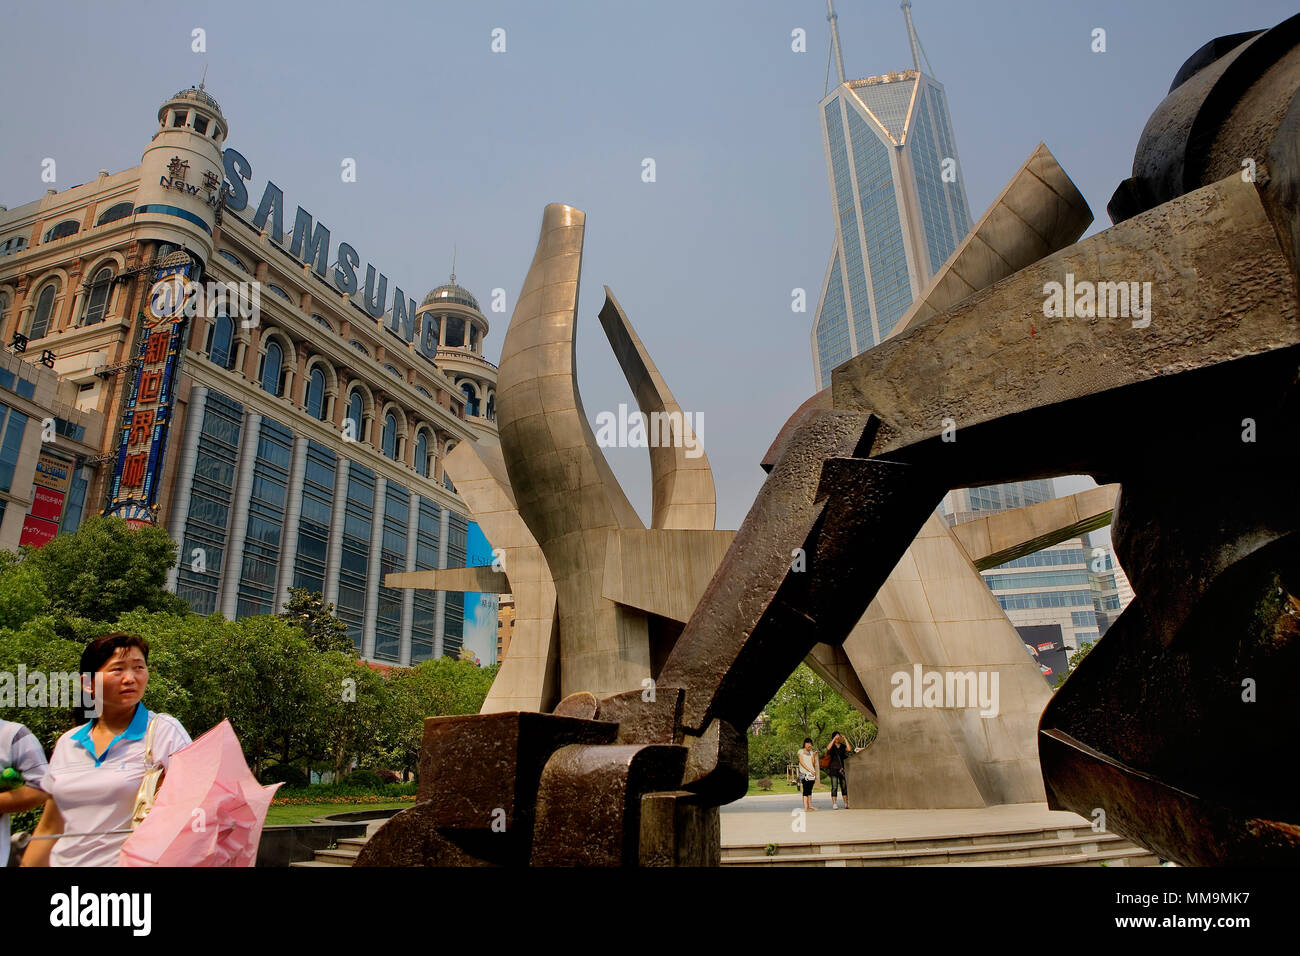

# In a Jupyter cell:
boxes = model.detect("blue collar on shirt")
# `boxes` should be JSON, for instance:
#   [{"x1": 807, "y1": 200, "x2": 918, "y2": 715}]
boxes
[{"x1": 70, "y1": 704, "x2": 151, "y2": 767}]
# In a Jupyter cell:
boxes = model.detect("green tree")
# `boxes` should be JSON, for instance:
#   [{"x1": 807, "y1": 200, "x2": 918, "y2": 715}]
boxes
[
  {"x1": 0, "y1": 620, "x2": 84, "y2": 752},
  {"x1": 382, "y1": 658, "x2": 498, "y2": 776},
  {"x1": 0, "y1": 558, "x2": 49, "y2": 629},
  {"x1": 308, "y1": 654, "x2": 393, "y2": 780},
  {"x1": 279, "y1": 587, "x2": 354, "y2": 655},
  {"x1": 8, "y1": 516, "x2": 189, "y2": 624}
]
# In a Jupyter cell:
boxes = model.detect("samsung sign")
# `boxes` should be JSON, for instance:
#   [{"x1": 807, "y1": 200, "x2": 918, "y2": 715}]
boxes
[{"x1": 221, "y1": 148, "x2": 437, "y2": 358}]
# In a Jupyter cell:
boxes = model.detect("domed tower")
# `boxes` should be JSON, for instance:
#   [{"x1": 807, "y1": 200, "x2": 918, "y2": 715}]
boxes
[
  {"x1": 134, "y1": 84, "x2": 228, "y2": 269},
  {"x1": 417, "y1": 276, "x2": 498, "y2": 441}
]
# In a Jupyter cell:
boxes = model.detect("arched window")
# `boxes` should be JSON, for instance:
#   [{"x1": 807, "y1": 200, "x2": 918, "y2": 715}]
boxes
[
  {"x1": 350, "y1": 340, "x2": 370, "y2": 356},
  {"x1": 485, "y1": 393, "x2": 495, "y2": 421},
  {"x1": 82, "y1": 267, "x2": 113, "y2": 325},
  {"x1": 218, "y1": 250, "x2": 248, "y2": 272},
  {"x1": 260, "y1": 340, "x2": 284, "y2": 395},
  {"x1": 95, "y1": 202, "x2": 133, "y2": 226},
  {"x1": 29, "y1": 284, "x2": 57, "y2": 339},
  {"x1": 416, "y1": 386, "x2": 431, "y2": 398},
  {"x1": 461, "y1": 382, "x2": 480, "y2": 417},
  {"x1": 385, "y1": 364, "x2": 402, "y2": 380},
  {"x1": 268, "y1": 284, "x2": 291, "y2": 300},
  {"x1": 382, "y1": 411, "x2": 398, "y2": 460},
  {"x1": 306, "y1": 366, "x2": 326, "y2": 420},
  {"x1": 347, "y1": 390, "x2": 364, "y2": 441},
  {"x1": 206, "y1": 314, "x2": 234, "y2": 369},
  {"x1": 311, "y1": 313, "x2": 332, "y2": 331},
  {"x1": 415, "y1": 431, "x2": 430, "y2": 477},
  {"x1": 0, "y1": 236, "x2": 27, "y2": 257},
  {"x1": 43, "y1": 220, "x2": 79, "y2": 242}
]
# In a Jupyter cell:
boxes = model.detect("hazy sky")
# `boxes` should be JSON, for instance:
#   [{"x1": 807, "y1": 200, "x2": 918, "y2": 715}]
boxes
[{"x1": 2, "y1": 0, "x2": 1294, "y2": 528}]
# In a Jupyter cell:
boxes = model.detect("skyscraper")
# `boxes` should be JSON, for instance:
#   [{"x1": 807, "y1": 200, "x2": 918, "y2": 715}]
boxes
[
  {"x1": 807, "y1": 4, "x2": 1134, "y2": 656},
  {"x1": 810, "y1": 0, "x2": 971, "y2": 389}
]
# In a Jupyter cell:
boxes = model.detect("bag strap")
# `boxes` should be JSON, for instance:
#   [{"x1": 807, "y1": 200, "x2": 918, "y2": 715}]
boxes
[{"x1": 143, "y1": 715, "x2": 158, "y2": 767}]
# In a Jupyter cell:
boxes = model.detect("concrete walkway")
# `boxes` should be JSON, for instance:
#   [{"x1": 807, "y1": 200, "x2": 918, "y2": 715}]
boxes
[{"x1": 720, "y1": 795, "x2": 1091, "y2": 846}]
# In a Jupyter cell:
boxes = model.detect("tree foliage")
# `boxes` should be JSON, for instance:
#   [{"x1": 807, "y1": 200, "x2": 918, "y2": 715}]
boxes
[
  {"x1": 279, "y1": 587, "x2": 354, "y2": 655},
  {"x1": 15, "y1": 516, "x2": 190, "y2": 622},
  {"x1": 382, "y1": 659, "x2": 497, "y2": 775}
]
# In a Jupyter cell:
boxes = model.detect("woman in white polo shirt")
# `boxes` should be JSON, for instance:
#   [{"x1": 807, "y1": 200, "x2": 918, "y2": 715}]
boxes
[{"x1": 22, "y1": 633, "x2": 191, "y2": 867}]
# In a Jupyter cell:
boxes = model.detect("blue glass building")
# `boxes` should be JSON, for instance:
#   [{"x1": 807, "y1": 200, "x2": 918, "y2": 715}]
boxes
[{"x1": 810, "y1": 3, "x2": 971, "y2": 389}]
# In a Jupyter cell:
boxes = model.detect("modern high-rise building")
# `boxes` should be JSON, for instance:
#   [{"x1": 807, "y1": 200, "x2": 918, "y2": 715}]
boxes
[
  {"x1": 0, "y1": 83, "x2": 501, "y2": 667},
  {"x1": 808, "y1": 4, "x2": 1135, "y2": 652},
  {"x1": 810, "y1": 0, "x2": 971, "y2": 389}
]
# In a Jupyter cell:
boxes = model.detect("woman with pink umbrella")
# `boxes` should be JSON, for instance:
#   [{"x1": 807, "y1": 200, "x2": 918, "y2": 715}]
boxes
[{"x1": 21, "y1": 633, "x2": 191, "y2": 867}]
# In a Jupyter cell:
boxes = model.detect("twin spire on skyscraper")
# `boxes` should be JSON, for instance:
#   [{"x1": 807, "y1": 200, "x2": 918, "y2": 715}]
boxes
[{"x1": 825, "y1": 0, "x2": 936, "y2": 94}]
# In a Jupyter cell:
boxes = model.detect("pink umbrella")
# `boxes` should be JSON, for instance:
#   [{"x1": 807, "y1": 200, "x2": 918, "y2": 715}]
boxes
[{"x1": 119, "y1": 719, "x2": 281, "y2": 867}]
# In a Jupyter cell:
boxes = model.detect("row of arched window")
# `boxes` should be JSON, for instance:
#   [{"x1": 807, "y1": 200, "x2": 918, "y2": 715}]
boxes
[
  {"x1": 21, "y1": 202, "x2": 135, "y2": 250},
  {"x1": 201, "y1": 313, "x2": 453, "y2": 479},
  {"x1": 2, "y1": 264, "x2": 117, "y2": 342}
]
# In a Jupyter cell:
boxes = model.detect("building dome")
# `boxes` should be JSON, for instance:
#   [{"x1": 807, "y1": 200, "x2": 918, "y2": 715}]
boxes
[
  {"x1": 157, "y1": 249, "x2": 195, "y2": 269},
  {"x1": 164, "y1": 86, "x2": 223, "y2": 117},
  {"x1": 422, "y1": 283, "x2": 480, "y2": 312}
]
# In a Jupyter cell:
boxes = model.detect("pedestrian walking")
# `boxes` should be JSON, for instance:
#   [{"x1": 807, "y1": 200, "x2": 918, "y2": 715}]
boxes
[
  {"x1": 21, "y1": 633, "x2": 191, "y2": 867},
  {"x1": 796, "y1": 737, "x2": 819, "y2": 812}
]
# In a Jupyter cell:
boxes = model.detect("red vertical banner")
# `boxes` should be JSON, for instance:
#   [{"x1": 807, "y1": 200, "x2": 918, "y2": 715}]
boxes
[{"x1": 106, "y1": 259, "x2": 192, "y2": 526}]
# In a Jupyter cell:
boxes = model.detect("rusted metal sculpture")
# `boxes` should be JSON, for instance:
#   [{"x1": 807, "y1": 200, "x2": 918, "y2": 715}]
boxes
[{"x1": 359, "y1": 14, "x2": 1300, "y2": 866}]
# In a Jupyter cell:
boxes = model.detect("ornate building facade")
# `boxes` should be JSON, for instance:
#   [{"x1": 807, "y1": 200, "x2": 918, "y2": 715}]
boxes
[{"x1": 0, "y1": 85, "x2": 499, "y2": 666}]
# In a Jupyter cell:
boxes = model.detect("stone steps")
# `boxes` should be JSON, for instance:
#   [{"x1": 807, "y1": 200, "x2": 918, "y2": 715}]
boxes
[
  {"x1": 289, "y1": 835, "x2": 370, "y2": 867},
  {"x1": 722, "y1": 825, "x2": 1161, "y2": 867},
  {"x1": 289, "y1": 820, "x2": 1163, "y2": 868}
]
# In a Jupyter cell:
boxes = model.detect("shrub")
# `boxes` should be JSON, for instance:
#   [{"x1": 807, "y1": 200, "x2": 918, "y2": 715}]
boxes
[
  {"x1": 756, "y1": 778, "x2": 773, "y2": 791},
  {"x1": 373, "y1": 769, "x2": 399, "y2": 784},
  {"x1": 746, "y1": 733, "x2": 790, "y2": 778},
  {"x1": 341, "y1": 769, "x2": 384, "y2": 789},
  {"x1": 259, "y1": 763, "x2": 309, "y2": 789}
]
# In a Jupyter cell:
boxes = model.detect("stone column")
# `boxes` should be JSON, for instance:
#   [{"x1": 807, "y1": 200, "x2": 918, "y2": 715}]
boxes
[
  {"x1": 165, "y1": 384, "x2": 208, "y2": 592},
  {"x1": 64, "y1": 289, "x2": 86, "y2": 330},
  {"x1": 323, "y1": 459, "x2": 350, "y2": 608},
  {"x1": 403, "y1": 413, "x2": 418, "y2": 468},
  {"x1": 400, "y1": 493, "x2": 418, "y2": 665},
  {"x1": 291, "y1": 345, "x2": 310, "y2": 408},
  {"x1": 272, "y1": 435, "x2": 309, "y2": 613},
  {"x1": 188, "y1": 312, "x2": 208, "y2": 354},
  {"x1": 433, "y1": 506, "x2": 450, "y2": 658},
  {"x1": 333, "y1": 372, "x2": 350, "y2": 429},
  {"x1": 218, "y1": 410, "x2": 262, "y2": 618},
  {"x1": 242, "y1": 324, "x2": 262, "y2": 381},
  {"x1": 361, "y1": 476, "x2": 387, "y2": 659}
]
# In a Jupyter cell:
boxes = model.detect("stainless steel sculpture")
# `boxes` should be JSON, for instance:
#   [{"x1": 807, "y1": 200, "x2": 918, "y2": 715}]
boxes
[{"x1": 362, "y1": 14, "x2": 1300, "y2": 866}]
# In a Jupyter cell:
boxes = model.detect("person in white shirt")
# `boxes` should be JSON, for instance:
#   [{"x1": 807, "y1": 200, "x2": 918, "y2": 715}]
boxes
[
  {"x1": 0, "y1": 718, "x2": 49, "y2": 866},
  {"x1": 796, "y1": 737, "x2": 819, "y2": 812},
  {"x1": 22, "y1": 633, "x2": 191, "y2": 867}
]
